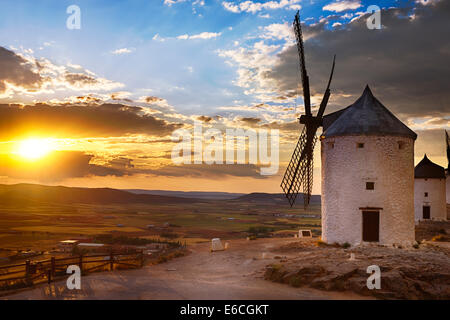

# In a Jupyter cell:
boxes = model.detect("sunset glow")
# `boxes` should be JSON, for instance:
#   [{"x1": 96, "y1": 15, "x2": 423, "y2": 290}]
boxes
[{"x1": 16, "y1": 138, "x2": 55, "y2": 160}]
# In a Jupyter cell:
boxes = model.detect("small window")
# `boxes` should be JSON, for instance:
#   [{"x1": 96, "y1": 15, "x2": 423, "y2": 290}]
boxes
[
  {"x1": 398, "y1": 141, "x2": 405, "y2": 150},
  {"x1": 357, "y1": 143, "x2": 364, "y2": 149},
  {"x1": 424, "y1": 192, "x2": 428, "y2": 197},
  {"x1": 327, "y1": 142, "x2": 335, "y2": 149},
  {"x1": 366, "y1": 182, "x2": 375, "y2": 190}
]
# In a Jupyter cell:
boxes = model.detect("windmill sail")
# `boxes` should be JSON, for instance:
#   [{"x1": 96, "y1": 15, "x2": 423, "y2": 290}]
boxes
[
  {"x1": 281, "y1": 10, "x2": 335, "y2": 208},
  {"x1": 446, "y1": 130, "x2": 450, "y2": 171},
  {"x1": 280, "y1": 125, "x2": 317, "y2": 207},
  {"x1": 293, "y1": 11, "x2": 311, "y2": 116}
]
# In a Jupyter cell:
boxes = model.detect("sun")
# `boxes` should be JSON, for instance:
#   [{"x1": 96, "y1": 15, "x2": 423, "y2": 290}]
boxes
[{"x1": 17, "y1": 138, "x2": 55, "y2": 160}]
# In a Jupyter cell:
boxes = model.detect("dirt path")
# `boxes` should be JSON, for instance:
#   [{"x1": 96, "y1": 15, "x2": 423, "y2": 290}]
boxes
[{"x1": 3, "y1": 238, "x2": 368, "y2": 300}]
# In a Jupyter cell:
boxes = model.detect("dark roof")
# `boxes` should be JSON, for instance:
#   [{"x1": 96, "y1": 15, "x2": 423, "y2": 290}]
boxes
[
  {"x1": 414, "y1": 155, "x2": 446, "y2": 179},
  {"x1": 322, "y1": 85, "x2": 417, "y2": 139}
]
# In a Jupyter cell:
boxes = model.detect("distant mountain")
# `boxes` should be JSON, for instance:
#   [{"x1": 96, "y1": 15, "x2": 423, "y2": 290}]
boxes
[
  {"x1": 234, "y1": 192, "x2": 321, "y2": 204},
  {"x1": 125, "y1": 189, "x2": 245, "y2": 200},
  {"x1": 0, "y1": 183, "x2": 201, "y2": 205},
  {"x1": 0, "y1": 183, "x2": 321, "y2": 206}
]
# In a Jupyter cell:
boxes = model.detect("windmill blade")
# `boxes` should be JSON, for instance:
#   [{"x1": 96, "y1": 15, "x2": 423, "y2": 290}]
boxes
[
  {"x1": 303, "y1": 147, "x2": 314, "y2": 208},
  {"x1": 281, "y1": 125, "x2": 318, "y2": 207},
  {"x1": 293, "y1": 11, "x2": 311, "y2": 117},
  {"x1": 446, "y1": 130, "x2": 450, "y2": 170},
  {"x1": 316, "y1": 55, "x2": 336, "y2": 119}
]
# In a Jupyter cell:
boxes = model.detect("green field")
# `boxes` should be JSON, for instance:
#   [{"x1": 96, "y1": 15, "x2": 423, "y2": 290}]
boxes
[{"x1": 0, "y1": 199, "x2": 321, "y2": 251}]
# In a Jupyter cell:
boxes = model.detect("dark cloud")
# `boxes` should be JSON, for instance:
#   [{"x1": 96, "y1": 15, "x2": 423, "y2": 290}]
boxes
[
  {"x1": 197, "y1": 115, "x2": 213, "y2": 123},
  {"x1": 143, "y1": 96, "x2": 164, "y2": 103},
  {"x1": 110, "y1": 93, "x2": 133, "y2": 102},
  {"x1": 265, "y1": 0, "x2": 450, "y2": 118},
  {"x1": 107, "y1": 157, "x2": 134, "y2": 169},
  {"x1": 0, "y1": 151, "x2": 127, "y2": 182},
  {"x1": 0, "y1": 103, "x2": 183, "y2": 139},
  {"x1": 240, "y1": 117, "x2": 261, "y2": 125},
  {"x1": 75, "y1": 95, "x2": 102, "y2": 103},
  {"x1": 0, "y1": 47, "x2": 43, "y2": 92},
  {"x1": 145, "y1": 163, "x2": 267, "y2": 179},
  {"x1": 65, "y1": 73, "x2": 98, "y2": 85}
]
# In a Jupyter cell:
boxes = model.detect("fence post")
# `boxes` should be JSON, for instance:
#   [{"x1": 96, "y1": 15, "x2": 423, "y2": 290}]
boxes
[
  {"x1": 79, "y1": 254, "x2": 83, "y2": 274},
  {"x1": 51, "y1": 257, "x2": 55, "y2": 276},
  {"x1": 25, "y1": 260, "x2": 31, "y2": 283},
  {"x1": 47, "y1": 269, "x2": 52, "y2": 284},
  {"x1": 110, "y1": 252, "x2": 114, "y2": 271}
]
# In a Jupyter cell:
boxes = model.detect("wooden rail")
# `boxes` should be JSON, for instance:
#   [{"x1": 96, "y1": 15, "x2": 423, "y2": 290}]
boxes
[{"x1": 0, "y1": 252, "x2": 144, "y2": 290}]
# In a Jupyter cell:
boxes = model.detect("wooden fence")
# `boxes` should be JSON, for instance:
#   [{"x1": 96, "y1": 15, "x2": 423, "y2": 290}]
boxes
[{"x1": 0, "y1": 252, "x2": 144, "y2": 291}]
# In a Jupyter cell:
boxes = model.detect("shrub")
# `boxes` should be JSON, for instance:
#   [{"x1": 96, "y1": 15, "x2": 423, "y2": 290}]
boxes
[
  {"x1": 342, "y1": 242, "x2": 351, "y2": 249},
  {"x1": 432, "y1": 235, "x2": 446, "y2": 242}
]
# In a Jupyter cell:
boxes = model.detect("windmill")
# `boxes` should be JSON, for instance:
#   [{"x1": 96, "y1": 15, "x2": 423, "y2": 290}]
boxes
[{"x1": 280, "y1": 11, "x2": 336, "y2": 208}]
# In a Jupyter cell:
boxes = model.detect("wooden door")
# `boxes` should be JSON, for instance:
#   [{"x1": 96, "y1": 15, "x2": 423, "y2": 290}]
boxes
[
  {"x1": 362, "y1": 211, "x2": 379, "y2": 242},
  {"x1": 423, "y1": 206, "x2": 430, "y2": 219}
]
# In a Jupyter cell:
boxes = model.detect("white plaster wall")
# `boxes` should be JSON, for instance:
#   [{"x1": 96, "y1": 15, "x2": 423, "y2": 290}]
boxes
[
  {"x1": 321, "y1": 135, "x2": 415, "y2": 246},
  {"x1": 446, "y1": 175, "x2": 450, "y2": 203},
  {"x1": 414, "y1": 178, "x2": 446, "y2": 221}
]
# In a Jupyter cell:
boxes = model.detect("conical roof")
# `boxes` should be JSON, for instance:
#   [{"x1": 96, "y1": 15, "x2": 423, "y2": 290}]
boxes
[
  {"x1": 322, "y1": 85, "x2": 417, "y2": 139},
  {"x1": 414, "y1": 154, "x2": 446, "y2": 179}
]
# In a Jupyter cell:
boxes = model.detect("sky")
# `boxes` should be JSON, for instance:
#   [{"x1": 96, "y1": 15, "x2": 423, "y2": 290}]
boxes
[{"x1": 0, "y1": 0, "x2": 448, "y2": 194}]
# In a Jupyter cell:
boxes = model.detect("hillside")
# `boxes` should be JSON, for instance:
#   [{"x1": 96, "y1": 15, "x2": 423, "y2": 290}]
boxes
[{"x1": 0, "y1": 183, "x2": 201, "y2": 205}]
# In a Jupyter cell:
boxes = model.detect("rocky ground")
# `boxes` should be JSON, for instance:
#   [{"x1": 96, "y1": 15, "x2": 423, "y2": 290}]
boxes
[{"x1": 265, "y1": 221, "x2": 450, "y2": 300}]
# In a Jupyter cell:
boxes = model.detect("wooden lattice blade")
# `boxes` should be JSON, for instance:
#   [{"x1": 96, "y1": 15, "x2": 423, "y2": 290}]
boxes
[{"x1": 281, "y1": 126, "x2": 317, "y2": 207}]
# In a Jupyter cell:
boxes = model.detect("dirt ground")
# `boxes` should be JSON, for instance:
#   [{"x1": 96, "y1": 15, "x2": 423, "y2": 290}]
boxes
[{"x1": 2, "y1": 238, "x2": 368, "y2": 300}]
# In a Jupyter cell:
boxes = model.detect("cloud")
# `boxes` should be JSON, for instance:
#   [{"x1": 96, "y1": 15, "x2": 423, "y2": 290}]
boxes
[
  {"x1": 178, "y1": 32, "x2": 222, "y2": 40},
  {"x1": 111, "y1": 48, "x2": 134, "y2": 55},
  {"x1": 0, "y1": 46, "x2": 124, "y2": 99},
  {"x1": 323, "y1": 1, "x2": 362, "y2": 13},
  {"x1": 0, "y1": 47, "x2": 43, "y2": 94},
  {"x1": 0, "y1": 103, "x2": 183, "y2": 139},
  {"x1": 142, "y1": 96, "x2": 164, "y2": 104},
  {"x1": 260, "y1": 22, "x2": 294, "y2": 41},
  {"x1": 164, "y1": 0, "x2": 187, "y2": 6},
  {"x1": 145, "y1": 163, "x2": 267, "y2": 179},
  {"x1": 239, "y1": 117, "x2": 261, "y2": 125},
  {"x1": 262, "y1": 1, "x2": 450, "y2": 119},
  {"x1": 197, "y1": 115, "x2": 213, "y2": 123},
  {"x1": 222, "y1": 0, "x2": 301, "y2": 14},
  {"x1": 154, "y1": 32, "x2": 222, "y2": 42}
]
